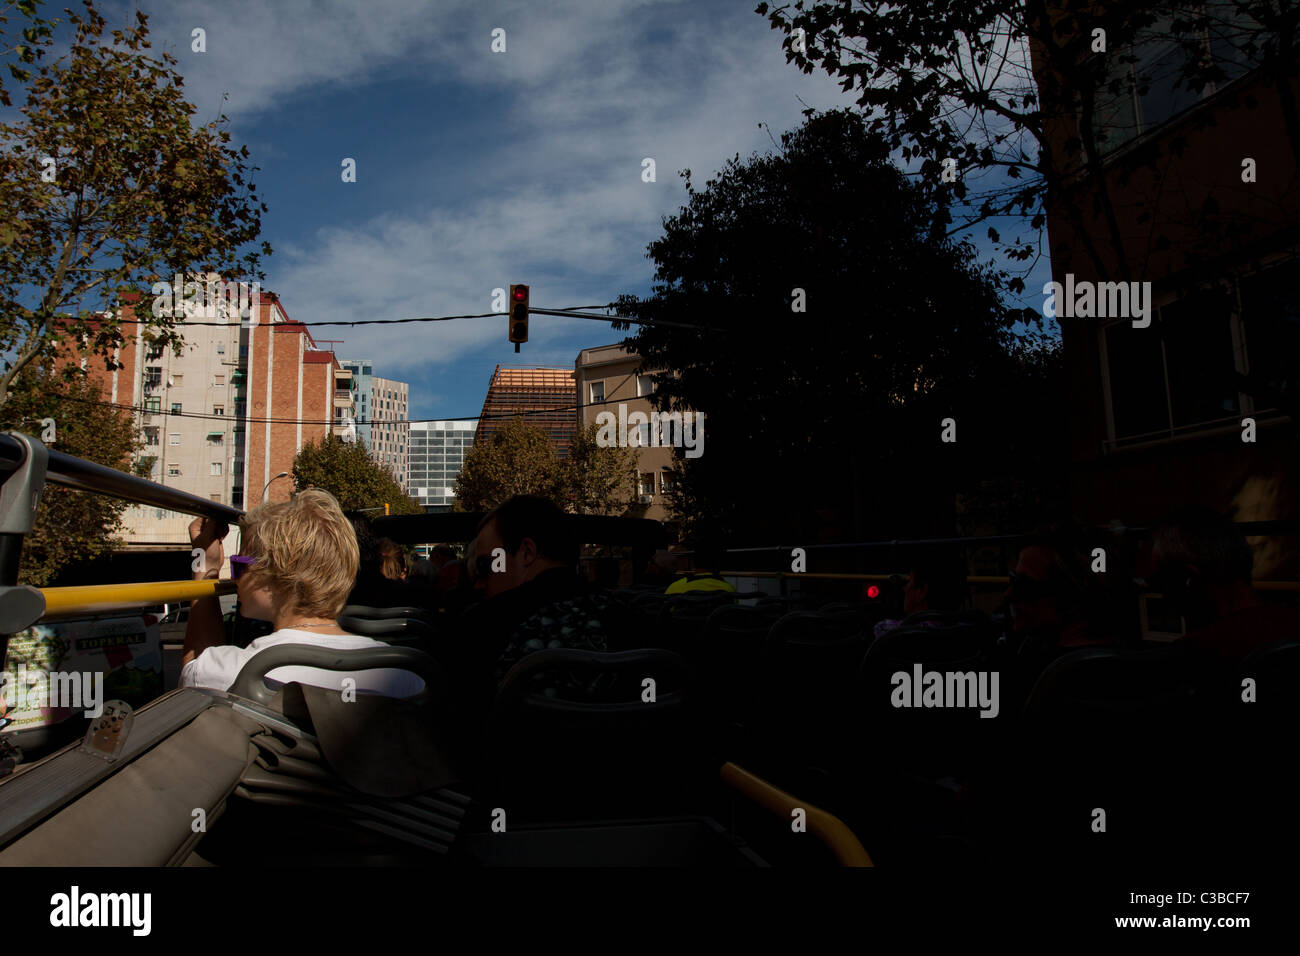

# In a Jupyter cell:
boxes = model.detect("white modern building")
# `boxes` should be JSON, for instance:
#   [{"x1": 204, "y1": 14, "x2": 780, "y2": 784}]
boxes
[{"x1": 407, "y1": 420, "x2": 476, "y2": 508}]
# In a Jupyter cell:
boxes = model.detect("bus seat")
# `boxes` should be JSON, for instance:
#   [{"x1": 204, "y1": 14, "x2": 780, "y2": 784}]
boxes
[
  {"x1": 228, "y1": 643, "x2": 448, "y2": 708},
  {"x1": 483, "y1": 648, "x2": 697, "y2": 821}
]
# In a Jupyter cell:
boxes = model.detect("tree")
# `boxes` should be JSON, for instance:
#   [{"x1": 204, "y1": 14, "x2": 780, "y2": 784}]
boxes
[
  {"x1": 563, "y1": 423, "x2": 638, "y2": 516},
  {"x1": 453, "y1": 418, "x2": 563, "y2": 512},
  {"x1": 0, "y1": 2, "x2": 269, "y2": 405},
  {"x1": 0, "y1": 0, "x2": 56, "y2": 107},
  {"x1": 755, "y1": 0, "x2": 1300, "y2": 288},
  {"x1": 292, "y1": 435, "x2": 421, "y2": 515},
  {"x1": 0, "y1": 366, "x2": 143, "y2": 586},
  {"x1": 615, "y1": 109, "x2": 1064, "y2": 546}
]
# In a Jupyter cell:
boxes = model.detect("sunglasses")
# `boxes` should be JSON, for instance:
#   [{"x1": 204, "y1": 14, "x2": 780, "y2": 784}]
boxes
[{"x1": 229, "y1": 555, "x2": 256, "y2": 580}]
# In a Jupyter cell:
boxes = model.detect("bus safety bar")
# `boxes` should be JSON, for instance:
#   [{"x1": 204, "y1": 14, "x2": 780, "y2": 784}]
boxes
[
  {"x1": 720, "y1": 761, "x2": 872, "y2": 867},
  {"x1": 708, "y1": 571, "x2": 1300, "y2": 591},
  {"x1": 0, "y1": 432, "x2": 243, "y2": 525},
  {"x1": 37, "y1": 579, "x2": 238, "y2": 620}
]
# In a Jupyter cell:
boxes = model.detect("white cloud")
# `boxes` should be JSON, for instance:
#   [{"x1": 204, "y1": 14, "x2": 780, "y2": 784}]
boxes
[{"x1": 138, "y1": 0, "x2": 860, "y2": 382}]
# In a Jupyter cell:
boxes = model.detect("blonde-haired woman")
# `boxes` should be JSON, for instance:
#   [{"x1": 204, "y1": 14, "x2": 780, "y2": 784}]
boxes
[{"x1": 181, "y1": 488, "x2": 423, "y2": 698}]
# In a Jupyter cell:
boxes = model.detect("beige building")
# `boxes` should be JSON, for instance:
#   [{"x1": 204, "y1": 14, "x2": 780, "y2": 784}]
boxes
[
  {"x1": 89, "y1": 277, "x2": 356, "y2": 567},
  {"x1": 574, "y1": 344, "x2": 675, "y2": 522}
]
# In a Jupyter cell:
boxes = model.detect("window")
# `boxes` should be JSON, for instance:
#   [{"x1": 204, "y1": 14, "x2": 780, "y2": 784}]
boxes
[
  {"x1": 590, "y1": 381, "x2": 605, "y2": 404},
  {"x1": 1090, "y1": 5, "x2": 1263, "y2": 158},
  {"x1": 209, "y1": 494, "x2": 221, "y2": 502},
  {"x1": 171, "y1": 402, "x2": 182, "y2": 415},
  {"x1": 169, "y1": 433, "x2": 180, "y2": 445},
  {"x1": 144, "y1": 427, "x2": 159, "y2": 446},
  {"x1": 144, "y1": 366, "x2": 162, "y2": 387},
  {"x1": 146, "y1": 342, "x2": 164, "y2": 360},
  {"x1": 637, "y1": 374, "x2": 654, "y2": 397},
  {"x1": 639, "y1": 472, "x2": 655, "y2": 496},
  {"x1": 167, "y1": 465, "x2": 180, "y2": 477},
  {"x1": 213, "y1": 405, "x2": 224, "y2": 416},
  {"x1": 211, "y1": 462, "x2": 222, "y2": 476},
  {"x1": 1103, "y1": 285, "x2": 1241, "y2": 443},
  {"x1": 239, "y1": 345, "x2": 248, "y2": 359},
  {"x1": 662, "y1": 471, "x2": 677, "y2": 493},
  {"x1": 214, "y1": 373, "x2": 225, "y2": 387},
  {"x1": 172, "y1": 373, "x2": 182, "y2": 386},
  {"x1": 145, "y1": 396, "x2": 161, "y2": 413},
  {"x1": 216, "y1": 342, "x2": 225, "y2": 355},
  {"x1": 1240, "y1": 258, "x2": 1300, "y2": 411},
  {"x1": 209, "y1": 433, "x2": 223, "y2": 445}
]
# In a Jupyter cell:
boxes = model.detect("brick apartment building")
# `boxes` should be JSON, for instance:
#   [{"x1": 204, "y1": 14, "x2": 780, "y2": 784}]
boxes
[
  {"x1": 82, "y1": 282, "x2": 355, "y2": 561},
  {"x1": 1030, "y1": 2, "x2": 1300, "y2": 577}
]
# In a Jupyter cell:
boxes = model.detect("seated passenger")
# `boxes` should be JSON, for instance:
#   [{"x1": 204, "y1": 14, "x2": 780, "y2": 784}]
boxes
[
  {"x1": 665, "y1": 542, "x2": 736, "y2": 594},
  {"x1": 347, "y1": 518, "x2": 421, "y2": 609},
  {"x1": 1149, "y1": 506, "x2": 1300, "y2": 660},
  {"x1": 873, "y1": 548, "x2": 969, "y2": 639},
  {"x1": 181, "y1": 489, "x2": 424, "y2": 698},
  {"x1": 445, "y1": 496, "x2": 632, "y2": 731}
]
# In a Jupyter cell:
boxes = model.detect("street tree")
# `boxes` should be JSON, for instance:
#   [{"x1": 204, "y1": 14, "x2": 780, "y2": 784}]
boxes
[
  {"x1": 292, "y1": 435, "x2": 421, "y2": 515},
  {"x1": 453, "y1": 418, "x2": 563, "y2": 512},
  {"x1": 0, "y1": 2, "x2": 269, "y2": 405},
  {"x1": 615, "y1": 109, "x2": 1065, "y2": 546},
  {"x1": 0, "y1": 367, "x2": 144, "y2": 586}
]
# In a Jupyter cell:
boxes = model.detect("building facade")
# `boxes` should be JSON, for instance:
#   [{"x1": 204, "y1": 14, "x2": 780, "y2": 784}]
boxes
[
  {"x1": 88, "y1": 283, "x2": 356, "y2": 557},
  {"x1": 341, "y1": 359, "x2": 409, "y2": 485},
  {"x1": 475, "y1": 366, "x2": 575, "y2": 458},
  {"x1": 244, "y1": 295, "x2": 355, "y2": 509},
  {"x1": 1030, "y1": 2, "x2": 1300, "y2": 578},
  {"x1": 574, "y1": 343, "x2": 673, "y2": 522},
  {"x1": 407, "y1": 420, "x2": 476, "y2": 508}
]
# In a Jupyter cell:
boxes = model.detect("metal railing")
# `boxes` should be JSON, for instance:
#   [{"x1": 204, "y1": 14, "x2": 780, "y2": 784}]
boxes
[
  {"x1": 0, "y1": 433, "x2": 241, "y2": 525},
  {"x1": 0, "y1": 432, "x2": 245, "y2": 639}
]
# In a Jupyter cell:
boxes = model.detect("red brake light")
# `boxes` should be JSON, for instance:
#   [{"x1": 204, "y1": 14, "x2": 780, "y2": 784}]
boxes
[{"x1": 866, "y1": 585, "x2": 880, "y2": 599}]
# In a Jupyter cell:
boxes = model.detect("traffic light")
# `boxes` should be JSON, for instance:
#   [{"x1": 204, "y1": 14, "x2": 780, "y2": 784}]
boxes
[
  {"x1": 508, "y1": 284, "x2": 529, "y2": 350},
  {"x1": 384, "y1": 502, "x2": 390, "y2": 516}
]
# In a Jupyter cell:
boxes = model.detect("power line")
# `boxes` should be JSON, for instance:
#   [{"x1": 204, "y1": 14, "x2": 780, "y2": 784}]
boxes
[
  {"x1": 51, "y1": 373, "x2": 683, "y2": 428},
  {"x1": 103, "y1": 304, "x2": 723, "y2": 333}
]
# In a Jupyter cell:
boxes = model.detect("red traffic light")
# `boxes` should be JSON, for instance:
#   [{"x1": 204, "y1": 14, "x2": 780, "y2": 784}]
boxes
[
  {"x1": 866, "y1": 584, "x2": 880, "y2": 599},
  {"x1": 512, "y1": 285, "x2": 529, "y2": 301}
]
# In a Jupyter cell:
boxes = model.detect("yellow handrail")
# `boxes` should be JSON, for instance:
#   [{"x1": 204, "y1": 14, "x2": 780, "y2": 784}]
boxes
[
  {"x1": 37, "y1": 579, "x2": 237, "y2": 619},
  {"x1": 705, "y1": 571, "x2": 1300, "y2": 591},
  {"x1": 720, "y1": 761, "x2": 873, "y2": 867}
]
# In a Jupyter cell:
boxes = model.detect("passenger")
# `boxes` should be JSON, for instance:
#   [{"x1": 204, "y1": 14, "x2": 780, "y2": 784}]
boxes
[
  {"x1": 664, "y1": 541, "x2": 736, "y2": 594},
  {"x1": 348, "y1": 518, "x2": 419, "y2": 608},
  {"x1": 181, "y1": 489, "x2": 424, "y2": 698},
  {"x1": 1149, "y1": 506, "x2": 1300, "y2": 660},
  {"x1": 445, "y1": 496, "x2": 632, "y2": 731},
  {"x1": 873, "y1": 548, "x2": 969, "y2": 639},
  {"x1": 377, "y1": 537, "x2": 408, "y2": 580}
]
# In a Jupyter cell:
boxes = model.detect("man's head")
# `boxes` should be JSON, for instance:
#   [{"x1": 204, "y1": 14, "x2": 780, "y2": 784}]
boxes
[
  {"x1": 473, "y1": 495, "x2": 577, "y2": 598},
  {"x1": 238, "y1": 489, "x2": 360, "y2": 622},
  {"x1": 905, "y1": 548, "x2": 968, "y2": 615},
  {"x1": 1004, "y1": 529, "x2": 1090, "y2": 638},
  {"x1": 1149, "y1": 507, "x2": 1254, "y2": 628}
]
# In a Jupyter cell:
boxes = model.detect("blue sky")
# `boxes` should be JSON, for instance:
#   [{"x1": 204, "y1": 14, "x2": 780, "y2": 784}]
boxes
[{"x1": 74, "y1": 0, "x2": 1051, "y2": 424}]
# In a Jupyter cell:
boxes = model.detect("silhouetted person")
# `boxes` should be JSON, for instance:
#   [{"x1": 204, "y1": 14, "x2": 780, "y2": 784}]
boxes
[
  {"x1": 444, "y1": 496, "x2": 633, "y2": 754},
  {"x1": 348, "y1": 518, "x2": 419, "y2": 609},
  {"x1": 873, "y1": 547, "x2": 969, "y2": 638}
]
